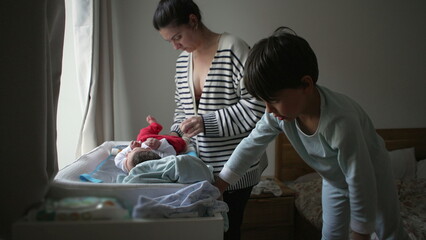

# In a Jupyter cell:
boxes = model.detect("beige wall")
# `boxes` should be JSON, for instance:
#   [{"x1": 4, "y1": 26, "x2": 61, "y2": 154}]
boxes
[{"x1": 59, "y1": 0, "x2": 426, "y2": 175}]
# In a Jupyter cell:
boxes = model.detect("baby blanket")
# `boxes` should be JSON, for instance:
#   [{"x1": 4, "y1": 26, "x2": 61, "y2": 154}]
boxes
[
  {"x1": 117, "y1": 155, "x2": 214, "y2": 184},
  {"x1": 132, "y1": 180, "x2": 228, "y2": 220}
]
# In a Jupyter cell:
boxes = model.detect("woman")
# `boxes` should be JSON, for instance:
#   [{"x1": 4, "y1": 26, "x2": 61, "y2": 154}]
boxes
[{"x1": 153, "y1": 0, "x2": 267, "y2": 239}]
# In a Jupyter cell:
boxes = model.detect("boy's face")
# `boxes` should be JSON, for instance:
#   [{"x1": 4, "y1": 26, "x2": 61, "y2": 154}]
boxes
[{"x1": 265, "y1": 88, "x2": 306, "y2": 122}]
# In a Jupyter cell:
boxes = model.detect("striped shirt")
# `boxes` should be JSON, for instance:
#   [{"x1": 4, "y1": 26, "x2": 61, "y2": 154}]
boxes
[{"x1": 171, "y1": 33, "x2": 268, "y2": 190}]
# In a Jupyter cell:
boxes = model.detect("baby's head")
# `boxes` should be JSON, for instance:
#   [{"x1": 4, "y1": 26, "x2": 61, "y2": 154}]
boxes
[
  {"x1": 244, "y1": 26, "x2": 318, "y2": 102},
  {"x1": 125, "y1": 147, "x2": 161, "y2": 172}
]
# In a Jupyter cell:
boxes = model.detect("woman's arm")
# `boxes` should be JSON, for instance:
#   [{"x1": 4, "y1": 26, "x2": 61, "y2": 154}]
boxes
[{"x1": 201, "y1": 35, "x2": 265, "y2": 138}]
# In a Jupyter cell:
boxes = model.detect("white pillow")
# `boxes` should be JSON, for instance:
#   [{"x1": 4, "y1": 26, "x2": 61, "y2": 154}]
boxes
[
  {"x1": 389, "y1": 147, "x2": 416, "y2": 180},
  {"x1": 416, "y1": 159, "x2": 426, "y2": 179}
]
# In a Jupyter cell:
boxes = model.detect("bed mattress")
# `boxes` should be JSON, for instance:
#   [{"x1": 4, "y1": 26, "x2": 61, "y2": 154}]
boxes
[{"x1": 48, "y1": 141, "x2": 188, "y2": 210}]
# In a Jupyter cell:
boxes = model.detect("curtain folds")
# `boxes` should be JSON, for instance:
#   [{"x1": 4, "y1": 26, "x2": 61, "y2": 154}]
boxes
[
  {"x1": 74, "y1": 0, "x2": 115, "y2": 156},
  {"x1": 0, "y1": 1, "x2": 65, "y2": 237}
]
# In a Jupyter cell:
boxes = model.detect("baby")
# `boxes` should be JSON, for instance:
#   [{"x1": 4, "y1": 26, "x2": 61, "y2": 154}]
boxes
[{"x1": 114, "y1": 115, "x2": 196, "y2": 173}]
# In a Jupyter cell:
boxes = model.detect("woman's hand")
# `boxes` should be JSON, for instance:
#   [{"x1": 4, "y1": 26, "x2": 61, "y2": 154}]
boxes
[
  {"x1": 144, "y1": 138, "x2": 161, "y2": 150},
  {"x1": 180, "y1": 116, "x2": 204, "y2": 137}
]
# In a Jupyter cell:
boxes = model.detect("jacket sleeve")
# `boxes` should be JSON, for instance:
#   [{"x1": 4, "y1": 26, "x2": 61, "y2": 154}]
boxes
[
  {"x1": 203, "y1": 36, "x2": 266, "y2": 138},
  {"x1": 202, "y1": 80, "x2": 266, "y2": 138}
]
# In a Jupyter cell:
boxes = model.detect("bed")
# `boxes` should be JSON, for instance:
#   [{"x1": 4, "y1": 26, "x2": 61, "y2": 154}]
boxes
[{"x1": 274, "y1": 128, "x2": 426, "y2": 240}]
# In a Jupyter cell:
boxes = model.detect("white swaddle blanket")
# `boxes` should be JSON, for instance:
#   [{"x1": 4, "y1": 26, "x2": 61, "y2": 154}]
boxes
[
  {"x1": 132, "y1": 180, "x2": 229, "y2": 219},
  {"x1": 117, "y1": 155, "x2": 214, "y2": 184}
]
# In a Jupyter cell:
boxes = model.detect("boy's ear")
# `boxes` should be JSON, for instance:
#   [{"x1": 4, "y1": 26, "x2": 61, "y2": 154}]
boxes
[{"x1": 300, "y1": 76, "x2": 315, "y2": 92}]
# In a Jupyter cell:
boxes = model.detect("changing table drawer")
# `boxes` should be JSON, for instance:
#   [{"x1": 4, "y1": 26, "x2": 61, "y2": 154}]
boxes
[{"x1": 13, "y1": 214, "x2": 223, "y2": 240}]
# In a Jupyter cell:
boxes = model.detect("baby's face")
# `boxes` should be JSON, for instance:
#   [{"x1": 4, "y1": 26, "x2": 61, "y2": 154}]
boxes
[{"x1": 126, "y1": 147, "x2": 150, "y2": 171}]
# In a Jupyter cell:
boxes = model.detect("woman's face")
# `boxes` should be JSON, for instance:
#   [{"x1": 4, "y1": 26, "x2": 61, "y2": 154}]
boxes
[{"x1": 159, "y1": 24, "x2": 198, "y2": 52}]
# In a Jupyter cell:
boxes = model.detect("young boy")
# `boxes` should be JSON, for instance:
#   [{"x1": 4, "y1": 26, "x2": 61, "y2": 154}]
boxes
[
  {"x1": 214, "y1": 27, "x2": 409, "y2": 240},
  {"x1": 115, "y1": 115, "x2": 196, "y2": 173}
]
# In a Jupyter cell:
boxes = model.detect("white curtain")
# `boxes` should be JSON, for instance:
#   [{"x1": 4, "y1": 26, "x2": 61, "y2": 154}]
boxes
[
  {"x1": 0, "y1": 1, "x2": 65, "y2": 238},
  {"x1": 73, "y1": 0, "x2": 115, "y2": 156}
]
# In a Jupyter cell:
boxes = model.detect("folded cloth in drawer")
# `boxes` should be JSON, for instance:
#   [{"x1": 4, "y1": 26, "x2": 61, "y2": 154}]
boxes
[{"x1": 117, "y1": 155, "x2": 214, "y2": 184}]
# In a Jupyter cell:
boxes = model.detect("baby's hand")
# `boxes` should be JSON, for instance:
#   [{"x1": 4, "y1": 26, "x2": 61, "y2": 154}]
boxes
[
  {"x1": 130, "y1": 140, "x2": 141, "y2": 149},
  {"x1": 144, "y1": 138, "x2": 160, "y2": 150}
]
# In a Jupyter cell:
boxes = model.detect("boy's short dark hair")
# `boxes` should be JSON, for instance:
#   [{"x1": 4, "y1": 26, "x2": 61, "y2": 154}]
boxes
[
  {"x1": 153, "y1": 0, "x2": 202, "y2": 30},
  {"x1": 244, "y1": 27, "x2": 319, "y2": 102},
  {"x1": 132, "y1": 151, "x2": 161, "y2": 167}
]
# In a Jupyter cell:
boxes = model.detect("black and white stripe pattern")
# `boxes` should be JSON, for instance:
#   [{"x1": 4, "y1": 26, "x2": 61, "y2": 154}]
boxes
[{"x1": 171, "y1": 33, "x2": 267, "y2": 190}]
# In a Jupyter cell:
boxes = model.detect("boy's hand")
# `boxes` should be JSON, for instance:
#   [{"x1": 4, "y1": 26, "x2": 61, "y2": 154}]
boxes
[
  {"x1": 213, "y1": 176, "x2": 229, "y2": 197},
  {"x1": 144, "y1": 138, "x2": 161, "y2": 150},
  {"x1": 130, "y1": 140, "x2": 141, "y2": 149}
]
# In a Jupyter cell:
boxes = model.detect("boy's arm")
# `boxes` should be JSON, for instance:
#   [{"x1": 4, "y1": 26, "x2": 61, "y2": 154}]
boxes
[
  {"x1": 216, "y1": 113, "x2": 281, "y2": 192},
  {"x1": 328, "y1": 118, "x2": 377, "y2": 235}
]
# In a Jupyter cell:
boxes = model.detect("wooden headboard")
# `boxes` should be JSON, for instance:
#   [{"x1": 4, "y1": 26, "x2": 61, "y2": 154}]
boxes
[{"x1": 275, "y1": 128, "x2": 426, "y2": 182}]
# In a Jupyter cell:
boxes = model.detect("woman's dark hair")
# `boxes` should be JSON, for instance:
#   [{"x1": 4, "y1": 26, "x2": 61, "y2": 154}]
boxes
[
  {"x1": 132, "y1": 151, "x2": 161, "y2": 167},
  {"x1": 244, "y1": 27, "x2": 319, "y2": 102},
  {"x1": 153, "y1": 0, "x2": 202, "y2": 30}
]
